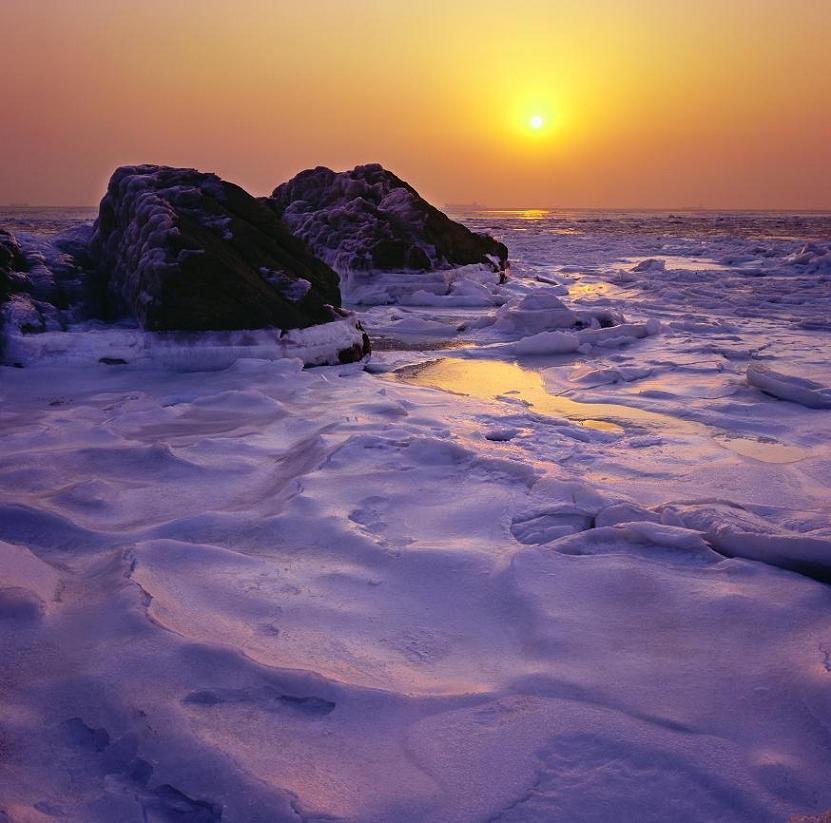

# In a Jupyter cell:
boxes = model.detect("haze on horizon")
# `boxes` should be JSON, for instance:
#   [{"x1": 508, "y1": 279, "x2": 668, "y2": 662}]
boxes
[{"x1": 2, "y1": 0, "x2": 829, "y2": 210}]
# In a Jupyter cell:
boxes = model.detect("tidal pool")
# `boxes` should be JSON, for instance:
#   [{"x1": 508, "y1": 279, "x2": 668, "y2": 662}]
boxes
[{"x1": 396, "y1": 359, "x2": 684, "y2": 433}]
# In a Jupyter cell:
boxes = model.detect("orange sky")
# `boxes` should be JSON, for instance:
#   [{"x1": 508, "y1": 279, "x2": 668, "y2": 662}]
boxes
[{"x1": 2, "y1": 0, "x2": 829, "y2": 208}]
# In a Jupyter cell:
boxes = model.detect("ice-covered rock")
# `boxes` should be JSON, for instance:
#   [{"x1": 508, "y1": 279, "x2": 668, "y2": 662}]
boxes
[
  {"x1": 90, "y1": 165, "x2": 353, "y2": 335},
  {"x1": 0, "y1": 229, "x2": 26, "y2": 285},
  {"x1": 0, "y1": 229, "x2": 81, "y2": 354},
  {"x1": 345, "y1": 264, "x2": 505, "y2": 307},
  {"x1": 0, "y1": 231, "x2": 28, "y2": 328},
  {"x1": 478, "y1": 288, "x2": 655, "y2": 355},
  {"x1": 513, "y1": 329, "x2": 582, "y2": 355},
  {"x1": 3, "y1": 166, "x2": 371, "y2": 367},
  {"x1": 747, "y1": 364, "x2": 831, "y2": 409},
  {"x1": 268, "y1": 163, "x2": 508, "y2": 277}
]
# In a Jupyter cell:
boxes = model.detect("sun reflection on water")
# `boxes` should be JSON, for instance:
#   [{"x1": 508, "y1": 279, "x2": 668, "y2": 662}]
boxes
[
  {"x1": 394, "y1": 358, "x2": 812, "y2": 464},
  {"x1": 396, "y1": 359, "x2": 667, "y2": 433}
]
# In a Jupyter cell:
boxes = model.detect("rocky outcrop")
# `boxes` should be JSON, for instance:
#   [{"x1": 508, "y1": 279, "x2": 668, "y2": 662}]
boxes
[
  {"x1": 0, "y1": 230, "x2": 50, "y2": 347},
  {"x1": 268, "y1": 164, "x2": 508, "y2": 275},
  {"x1": 90, "y1": 165, "x2": 352, "y2": 333},
  {"x1": 0, "y1": 230, "x2": 38, "y2": 306},
  {"x1": 2, "y1": 166, "x2": 371, "y2": 366},
  {"x1": 1, "y1": 223, "x2": 108, "y2": 358},
  {"x1": 0, "y1": 230, "x2": 26, "y2": 285}
]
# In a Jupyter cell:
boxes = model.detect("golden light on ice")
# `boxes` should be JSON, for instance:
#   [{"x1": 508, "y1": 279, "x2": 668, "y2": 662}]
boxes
[{"x1": 530, "y1": 115, "x2": 544, "y2": 129}]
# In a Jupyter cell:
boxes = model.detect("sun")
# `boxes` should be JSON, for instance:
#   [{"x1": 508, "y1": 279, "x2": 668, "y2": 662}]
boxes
[{"x1": 529, "y1": 115, "x2": 544, "y2": 130}]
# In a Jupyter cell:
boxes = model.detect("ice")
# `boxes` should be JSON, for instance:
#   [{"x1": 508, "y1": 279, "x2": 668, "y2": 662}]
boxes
[
  {"x1": 2, "y1": 207, "x2": 831, "y2": 821},
  {"x1": 4, "y1": 316, "x2": 367, "y2": 370},
  {"x1": 631, "y1": 257, "x2": 666, "y2": 272},
  {"x1": 510, "y1": 320, "x2": 657, "y2": 356},
  {"x1": 514, "y1": 329, "x2": 582, "y2": 355},
  {"x1": 786, "y1": 242, "x2": 831, "y2": 274},
  {"x1": 747, "y1": 363, "x2": 831, "y2": 409},
  {"x1": 660, "y1": 501, "x2": 831, "y2": 580},
  {"x1": 491, "y1": 290, "x2": 580, "y2": 335}
]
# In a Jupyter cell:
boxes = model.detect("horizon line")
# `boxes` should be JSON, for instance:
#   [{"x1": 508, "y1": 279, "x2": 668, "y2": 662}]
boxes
[{"x1": 4, "y1": 203, "x2": 831, "y2": 214}]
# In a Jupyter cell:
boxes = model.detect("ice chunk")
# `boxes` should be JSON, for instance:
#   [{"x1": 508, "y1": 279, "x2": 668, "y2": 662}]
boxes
[{"x1": 747, "y1": 364, "x2": 831, "y2": 409}]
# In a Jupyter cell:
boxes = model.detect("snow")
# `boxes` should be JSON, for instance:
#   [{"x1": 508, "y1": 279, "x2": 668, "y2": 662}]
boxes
[
  {"x1": 491, "y1": 289, "x2": 580, "y2": 334},
  {"x1": 1, "y1": 315, "x2": 368, "y2": 369},
  {"x1": 631, "y1": 257, "x2": 667, "y2": 272},
  {"x1": 1, "y1": 207, "x2": 831, "y2": 821},
  {"x1": 341, "y1": 262, "x2": 504, "y2": 306},
  {"x1": 511, "y1": 321, "x2": 657, "y2": 356},
  {"x1": 747, "y1": 363, "x2": 831, "y2": 409}
]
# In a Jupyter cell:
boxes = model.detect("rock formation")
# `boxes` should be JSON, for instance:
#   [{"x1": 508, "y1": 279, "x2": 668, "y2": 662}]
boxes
[
  {"x1": 90, "y1": 165, "x2": 348, "y2": 333},
  {"x1": 2, "y1": 165, "x2": 372, "y2": 366},
  {"x1": 268, "y1": 164, "x2": 508, "y2": 275}
]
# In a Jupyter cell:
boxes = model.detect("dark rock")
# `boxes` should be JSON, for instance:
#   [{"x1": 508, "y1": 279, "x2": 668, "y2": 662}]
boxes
[
  {"x1": 2, "y1": 167, "x2": 372, "y2": 367},
  {"x1": 0, "y1": 224, "x2": 101, "y2": 356},
  {"x1": 268, "y1": 164, "x2": 508, "y2": 275},
  {"x1": 0, "y1": 230, "x2": 26, "y2": 282},
  {"x1": 0, "y1": 230, "x2": 40, "y2": 354},
  {"x1": 89, "y1": 165, "x2": 346, "y2": 333},
  {"x1": 49, "y1": 224, "x2": 100, "y2": 317},
  {"x1": 0, "y1": 230, "x2": 28, "y2": 307}
]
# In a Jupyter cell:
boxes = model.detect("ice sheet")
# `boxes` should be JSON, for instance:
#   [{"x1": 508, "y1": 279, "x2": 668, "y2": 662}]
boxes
[{"x1": 1, "y1": 208, "x2": 830, "y2": 821}]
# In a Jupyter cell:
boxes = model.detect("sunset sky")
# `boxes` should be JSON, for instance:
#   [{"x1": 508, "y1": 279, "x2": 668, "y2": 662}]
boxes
[{"x1": 2, "y1": 0, "x2": 829, "y2": 208}]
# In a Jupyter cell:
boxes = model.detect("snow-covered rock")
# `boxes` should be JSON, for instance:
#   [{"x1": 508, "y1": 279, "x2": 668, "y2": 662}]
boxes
[
  {"x1": 343, "y1": 264, "x2": 505, "y2": 307},
  {"x1": 3, "y1": 166, "x2": 372, "y2": 367},
  {"x1": 472, "y1": 287, "x2": 653, "y2": 355},
  {"x1": 268, "y1": 163, "x2": 508, "y2": 278},
  {"x1": 1, "y1": 314, "x2": 370, "y2": 370},
  {"x1": 0, "y1": 229, "x2": 26, "y2": 284},
  {"x1": 0, "y1": 228, "x2": 96, "y2": 354},
  {"x1": 90, "y1": 165, "x2": 354, "y2": 336},
  {"x1": 0, "y1": 231, "x2": 29, "y2": 335}
]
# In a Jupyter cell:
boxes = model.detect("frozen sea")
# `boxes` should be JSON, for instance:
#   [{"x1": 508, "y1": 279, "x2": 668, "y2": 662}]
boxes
[{"x1": 1, "y1": 206, "x2": 831, "y2": 822}]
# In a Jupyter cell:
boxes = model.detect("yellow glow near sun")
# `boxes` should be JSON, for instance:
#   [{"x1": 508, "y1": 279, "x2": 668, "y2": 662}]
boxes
[{"x1": 501, "y1": 85, "x2": 563, "y2": 142}]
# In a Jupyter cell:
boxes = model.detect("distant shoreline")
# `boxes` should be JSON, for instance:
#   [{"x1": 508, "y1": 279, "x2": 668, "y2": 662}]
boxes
[
  {"x1": 447, "y1": 206, "x2": 831, "y2": 215},
  {"x1": 3, "y1": 204, "x2": 831, "y2": 215}
]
